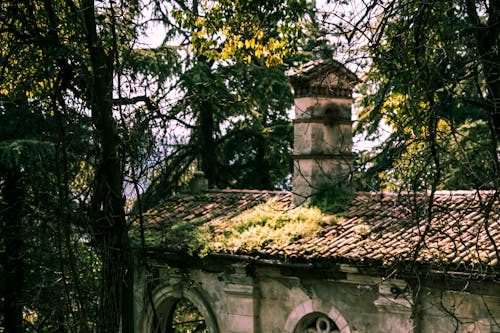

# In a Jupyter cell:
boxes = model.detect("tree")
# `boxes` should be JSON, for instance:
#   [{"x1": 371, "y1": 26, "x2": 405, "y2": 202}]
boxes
[
  {"x1": 136, "y1": 0, "x2": 312, "y2": 203},
  {"x1": 317, "y1": 2, "x2": 499, "y2": 326},
  {"x1": 1, "y1": 4, "x2": 87, "y2": 329},
  {"x1": 2, "y1": 1, "x2": 313, "y2": 331},
  {"x1": 0, "y1": 93, "x2": 97, "y2": 332},
  {"x1": 176, "y1": 60, "x2": 295, "y2": 190},
  {"x1": 0, "y1": 0, "x2": 143, "y2": 331},
  {"x1": 316, "y1": 0, "x2": 499, "y2": 192}
]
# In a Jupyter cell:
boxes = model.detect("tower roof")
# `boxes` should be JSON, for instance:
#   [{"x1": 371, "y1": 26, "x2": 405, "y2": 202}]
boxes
[{"x1": 290, "y1": 59, "x2": 359, "y2": 98}]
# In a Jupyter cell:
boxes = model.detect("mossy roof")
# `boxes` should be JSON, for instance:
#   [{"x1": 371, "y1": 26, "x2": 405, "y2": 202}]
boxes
[{"x1": 133, "y1": 189, "x2": 500, "y2": 274}]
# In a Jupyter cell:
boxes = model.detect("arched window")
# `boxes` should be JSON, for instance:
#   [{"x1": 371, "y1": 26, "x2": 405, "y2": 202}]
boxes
[
  {"x1": 284, "y1": 300, "x2": 350, "y2": 333},
  {"x1": 294, "y1": 312, "x2": 340, "y2": 333},
  {"x1": 141, "y1": 286, "x2": 219, "y2": 333},
  {"x1": 153, "y1": 297, "x2": 208, "y2": 333}
]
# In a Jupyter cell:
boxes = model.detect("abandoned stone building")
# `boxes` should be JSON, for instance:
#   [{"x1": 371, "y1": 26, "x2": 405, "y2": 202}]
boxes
[{"x1": 132, "y1": 60, "x2": 500, "y2": 333}]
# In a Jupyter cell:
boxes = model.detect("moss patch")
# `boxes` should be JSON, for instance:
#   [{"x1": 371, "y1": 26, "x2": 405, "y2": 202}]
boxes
[
  {"x1": 132, "y1": 215, "x2": 212, "y2": 255},
  {"x1": 202, "y1": 200, "x2": 334, "y2": 255},
  {"x1": 309, "y1": 186, "x2": 354, "y2": 214},
  {"x1": 134, "y1": 197, "x2": 344, "y2": 257}
]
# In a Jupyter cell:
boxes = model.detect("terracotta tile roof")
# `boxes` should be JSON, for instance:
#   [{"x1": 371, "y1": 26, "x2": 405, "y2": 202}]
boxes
[
  {"x1": 139, "y1": 190, "x2": 500, "y2": 273},
  {"x1": 289, "y1": 59, "x2": 359, "y2": 98}
]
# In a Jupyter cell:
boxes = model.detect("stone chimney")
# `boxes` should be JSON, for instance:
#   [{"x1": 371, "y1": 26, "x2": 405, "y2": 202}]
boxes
[
  {"x1": 290, "y1": 60, "x2": 358, "y2": 206},
  {"x1": 189, "y1": 170, "x2": 208, "y2": 193}
]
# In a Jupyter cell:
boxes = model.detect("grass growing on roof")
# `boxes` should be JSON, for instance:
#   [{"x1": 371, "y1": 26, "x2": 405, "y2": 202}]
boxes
[
  {"x1": 131, "y1": 214, "x2": 212, "y2": 253},
  {"x1": 199, "y1": 199, "x2": 342, "y2": 255},
  {"x1": 309, "y1": 185, "x2": 354, "y2": 214},
  {"x1": 132, "y1": 197, "x2": 345, "y2": 256}
]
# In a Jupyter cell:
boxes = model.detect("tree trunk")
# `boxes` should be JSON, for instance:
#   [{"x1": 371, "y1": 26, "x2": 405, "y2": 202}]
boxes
[
  {"x1": 2, "y1": 168, "x2": 24, "y2": 333},
  {"x1": 199, "y1": 100, "x2": 218, "y2": 188},
  {"x1": 88, "y1": 44, "x2": 134, "y2": 333},
  {"x1": 254, "y1": 134, "x2": 270, "y2": 189},
  {"x1": 465, "y1": 0, "x2": 500, "y2": 141},
  {"x1": 80, "y1": 0, "x2": 134, "y2": 332}
]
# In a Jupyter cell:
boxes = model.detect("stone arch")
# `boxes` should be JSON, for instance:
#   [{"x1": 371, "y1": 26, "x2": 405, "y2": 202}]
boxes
[
  {"x1": 284, "y1": 300, "x2": 351, "y2": 333},
  {"x1": 140, "y1": 283, "x2": 220, "y2": 333}
]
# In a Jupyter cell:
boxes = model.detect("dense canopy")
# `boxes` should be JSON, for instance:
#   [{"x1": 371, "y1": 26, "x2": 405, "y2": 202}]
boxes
[{"x1": 1, "y1": 0, "x2": 498, "y2": 332}]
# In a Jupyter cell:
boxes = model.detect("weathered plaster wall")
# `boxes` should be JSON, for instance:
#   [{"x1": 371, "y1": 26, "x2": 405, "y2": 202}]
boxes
[
  {"x1": 256, "y1": 267, "x2": 414, "y2": 333},
  {"x1": 135, "y1": 262, "x2": 500, "y2": 333},
  {"x1": 292, "y1": 97, "x2": 354, "y2": 205},
  {"x1": 416, "y1": 287, "x2": 500, "y2": 333},
  {"x1": 294, "y1": 97, "x2": 352, "y2": 118}
]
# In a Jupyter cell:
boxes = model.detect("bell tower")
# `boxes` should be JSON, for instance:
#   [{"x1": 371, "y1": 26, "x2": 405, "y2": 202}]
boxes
[{"x1": 290, "y1": 60, "x2": 358, "y2": 206}]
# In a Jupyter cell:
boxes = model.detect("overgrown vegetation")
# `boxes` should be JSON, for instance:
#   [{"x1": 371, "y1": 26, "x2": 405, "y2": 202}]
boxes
[
  {"x1": 1, "y1": 0, "x2": 311, "y2": 331},
  {"x1": 309, "y1": 186, "x2": 355, "y2": 214},
  {"x1": 137, "y1": 199, "x2": 344, "y2": 257},
  {"x1": 205, "y1": 202, "x2": 331, "y2": 255},
  {"x1": 2, "y1": 0, "x2": 499, "y2": 331}
]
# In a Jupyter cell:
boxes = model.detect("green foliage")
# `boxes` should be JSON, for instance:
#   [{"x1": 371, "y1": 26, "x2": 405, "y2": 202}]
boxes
[
  {"x1": 0, "y1": 140, "x2": 53, "y2": 170},
  {"x1": 121, "y1": 46, "x2": 180, "y2": 85},
  {"x1": 153, "y1": 219, "x2": 208, "y2": 255},
  {"x1": 0, "y1": 94, "x2": 98, "y2": 332},
  {"x1": 139, "y1": 6, "x2": 303, "y2": 203},
  {"x1": 354, "y1": 0, "x2": 499, "y2": 191},
  {"x1": 206, "y1": 203, "x2": 326, "y2": 254},
  {"x1": 439, "y1": 119, "x2": 497, "y2": 190},
  {"x1": 213, "y1": 63, "x2": 294, "y2": 189},
  {"x1": 0, "y1": 0, "x2": 144, "y2": 331},
  {"x1": 136, "y1": 0, "x2": 328, "y2": 213},
  {"x1": 172, "y1": 0, "x2": 311, "y2": 66},
  {"x1": 135, "y1": 199, "x2": 344, "y2": 257},
  {"x1": 170, "y1": 298, "x2": 207, "y2": 333},
  {"x1": 309, "y1": 186, "x2": 355, "y2": 214}
]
